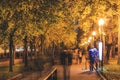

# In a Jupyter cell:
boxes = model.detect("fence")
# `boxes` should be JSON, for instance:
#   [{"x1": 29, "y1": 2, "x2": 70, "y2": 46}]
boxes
[
  {"x1": 42, "y1": 67, "x2": 57, "y2": 80},
  {"x1": 94, "y1": 61, "x2": 107, "y2": 80}
]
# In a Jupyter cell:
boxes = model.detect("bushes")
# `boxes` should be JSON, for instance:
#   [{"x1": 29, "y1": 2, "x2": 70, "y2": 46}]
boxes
[
  {"x1": 25, "y1": 54, "x2": 53, "y2": 71},
  {"x1": 0, "y1": 64, "x2": 24, "y2": 80},
  {"x1": 103, "y1": 72, "x2": 120, "y2": 80},
  {"x1": 0, "y1": 54, "x2": 54, "y2": 79}
]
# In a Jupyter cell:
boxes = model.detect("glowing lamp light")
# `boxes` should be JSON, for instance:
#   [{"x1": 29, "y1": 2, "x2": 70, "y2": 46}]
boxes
[
  {"x1": 88, "y1": 40, "x2": 91, "y2": 43},
  {"x1": 92, "y1": 31, "x2": 96, "y2": 36},
  {"x1": 84, "y1": 42, "x2": 87, "y2": 44},
  {"x1": 99, "y1": 41, "x2": 102, "y2": 61},
  {"x1": 89, "y1": 37, "x2": 92, "y2": 40},
  {"x1": 98, "y1": 18, "x2": 104, "y2": 26}
]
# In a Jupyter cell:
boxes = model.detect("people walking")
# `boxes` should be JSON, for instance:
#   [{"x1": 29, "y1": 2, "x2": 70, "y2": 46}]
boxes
[
  {"x1": 60, "y1": 49, "x2": 73, "y2": 80},
  {"x1": 88, "y1": 47, "x2": 99, "y2": 71},
  {"x1": 85, "y1": 51, "x2": 89, "y2": 69},
  {"x1": 78, "y1": 49, "x2": 82, "y2": 64},
  {"x1": 74, "y1": 49, "x2": 79, "y2": 64},
  {"x1": 89, "y1": 48, "x2": 95, "y2": 71},
  {"x1": 93, "y1": 48, "x2": 99, "y2": 70}
]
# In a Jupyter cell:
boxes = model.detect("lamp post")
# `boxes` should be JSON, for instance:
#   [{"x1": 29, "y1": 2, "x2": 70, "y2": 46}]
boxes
[
  {"x1": 98, "y1": 19, "x2": 104, "y2": 41},
  {"x1": 92, "y1": 31, "x2": 96, "y2": 47},
  {"x1": 98, "y1": 18, "x2": 104, "y2": 71},
  {"x1": 88, "y1": 36, "x2": 92, "y2": 47}
]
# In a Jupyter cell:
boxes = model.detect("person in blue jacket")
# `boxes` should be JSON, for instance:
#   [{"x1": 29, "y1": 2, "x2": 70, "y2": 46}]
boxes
[
  {"x1": 89, "y1": 48, "x2": 96, "y2": 71},
  {"x1": 93, "y1": 48, "x2": 99, "y2": 70},
  {"x1": 89, "y1": 47, "x2": 99, "y2": 71}
]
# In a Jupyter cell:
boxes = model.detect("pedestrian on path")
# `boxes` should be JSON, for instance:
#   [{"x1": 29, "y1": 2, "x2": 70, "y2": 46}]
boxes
[
  {"x1": 89, "y1": 48, "x2": 95, "y2": 71},
  {"x1": 74, "y1": 49, "x2": 79, "y2": 64},
  {"x1": 93, "y1": 48, "x2": 99, "y2": 70},
  {"x1": 85, "y1": 51, "x2": 89, "y2": 69},
  {"x1": 60, "y1": 49, "x2": 73, "y2": 80},
  {"x1": 78, "y1": 49, "x2": 82, "y2": 64}
]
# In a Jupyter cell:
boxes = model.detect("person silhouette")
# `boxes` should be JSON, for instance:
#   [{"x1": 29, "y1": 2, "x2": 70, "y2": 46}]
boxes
[
  {"x1": 89, "y1": 48, "x2": 95, "y2": 71},
  {"x1": 60, "y1": 49, "x2": 73, "y2": 80}
]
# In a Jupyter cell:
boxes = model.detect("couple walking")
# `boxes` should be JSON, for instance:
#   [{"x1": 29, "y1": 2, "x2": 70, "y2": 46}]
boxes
[{"x1": 88, "y1": 47, "x2": 99, "y2": 71}]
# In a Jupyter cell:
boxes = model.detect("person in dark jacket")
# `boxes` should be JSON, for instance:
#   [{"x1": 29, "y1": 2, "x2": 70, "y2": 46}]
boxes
[
  {"x1": 60, "y1": 49, "x2": 73, "y2": 80},
  {"x1": 60, "y1": 50, "x2": 67, "y2": 65}
]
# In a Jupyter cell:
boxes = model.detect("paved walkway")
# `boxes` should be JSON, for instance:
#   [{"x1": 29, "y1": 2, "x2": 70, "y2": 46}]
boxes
[
  {"x1": 0, "y1": 58, "x2": 22, "y2": 66},
  {"x1": 57, "y1": 56, "x2": 100, "y2": 80},
  {"x1": 0, "y1": 56, "x2": 100, "y2": 80}
]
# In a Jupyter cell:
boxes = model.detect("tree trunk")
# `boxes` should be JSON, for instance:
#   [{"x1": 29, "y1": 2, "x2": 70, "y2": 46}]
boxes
[
  {"x1": 9, "y1": 34, "x2": 13, "y2": 72},
  {"x1": 24, "y1": 36, "x2": 28, "y2": 67},
  {"x1": 52, "y1": 42, "x2": 55, "y2": 65},
  {"x1": 12, "y1": 45, "x2": 15, "y2": 65},
  {"x1": 40, "y1": 35, "x2": 45, "y2": 55},
  {"x1": 118, "y1": 15, "x2": 120, "y2": 64},
  {"x1": 33, "y1": 37, "x2": 37, "y2": 63},
  {"x1": 4, "y1": 47, "x2": 7, "y2": 57},
  {"x1": 112, "y1": 45, "x2": 116, "y2": 58},
  {"x1": 105, "y1": 44, "x2": 111, "y2": 64},
  {"x1": 52, "y1": 42, "x2": 55, "y2": 57},
  {"x1": 34, "y1": 42, "x2": 37, "y2": 62},
  {"x1": 103, "y1": 34, "x2": 106, "y2": 64},
  {"x1": 30, "y1": 40, "x2": 33, "y2": 60}
]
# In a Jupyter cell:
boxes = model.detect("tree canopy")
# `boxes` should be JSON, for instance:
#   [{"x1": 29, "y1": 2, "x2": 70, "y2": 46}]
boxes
[{"x1": 0, "y1": 0, "x2": 120, "y2": 50}]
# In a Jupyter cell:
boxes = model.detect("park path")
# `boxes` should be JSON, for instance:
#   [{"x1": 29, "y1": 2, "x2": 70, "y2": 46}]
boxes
[
  {"x1": 0, "y1": 56, "x2": 100, "y2": 80},
  {"x1": 0, "y1": 58, "x2": 22, "y2": 66},
  {"x1": 56, "y1": 56, "x2": 100, "y2": 80}
]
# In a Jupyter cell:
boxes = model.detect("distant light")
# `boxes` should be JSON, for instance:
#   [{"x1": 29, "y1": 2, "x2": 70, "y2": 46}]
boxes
[
  {"x1": 92, "y1": 31, "x2": 96, "y2": 36},
  {"x1": 85, "y1": 42, "x2": 87, "y2": 44},
  {"x1": 89, "y1": 37, "x2": 92, "y2": 40},
  {"x1": 82, "y1": 43, "x2": 84, "y2": 45},
  {"x1": 102, "y1": 32, "x2": 106, "y2": 35},
  {"x1": 88, "y1": 40, "x2": 91, "y2": 43},
  {"x1": 98, "y1": 18, "x2": 104, "y2": 26},
  {"x1": 15, "y1": 47, "x2": 24, "y2": 52},
  {"x1": 99, "y1": 42, "x2": 102, "y2": 61}
]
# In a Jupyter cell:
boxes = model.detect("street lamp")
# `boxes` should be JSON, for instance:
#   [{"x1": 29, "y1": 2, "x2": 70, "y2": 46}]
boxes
[
  {"x1": 92, "y1": 31, "x2": 96, "y2": 47},
  {"x1": 89, "y1": 36, "x2": 92, "y2": 40},
  {"x1": 88, "y1": 36, "x2": 92, "y2": 46},
  {"x1": 92, "y1": 31, "x2": 96, "y2": 36},
  {"x1": 98, "y1": 18, "x2": 105, "y2": 71},
  {"x1": 88, "y1": 40, "x2": 91, "y2": 43},
  {"x1": 98, "y1": 18, "x2": 104, "y2": 41},
  {"x1": 98, "y1": 18, "x2": 104, "y2": 26}
]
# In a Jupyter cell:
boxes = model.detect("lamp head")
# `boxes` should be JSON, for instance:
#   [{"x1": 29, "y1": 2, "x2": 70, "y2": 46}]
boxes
[{"x1": 98, "y1": 18, "x2": 104, "y2": 26}]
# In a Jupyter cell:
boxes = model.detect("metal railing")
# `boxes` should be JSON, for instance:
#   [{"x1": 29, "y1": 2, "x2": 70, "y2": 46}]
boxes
[
  {"x1": 94, "y1": 61, "x2": 107, "y2": 80},
  {"x1": 43, "y1": 67, "x2": 57, "y2": 80}
]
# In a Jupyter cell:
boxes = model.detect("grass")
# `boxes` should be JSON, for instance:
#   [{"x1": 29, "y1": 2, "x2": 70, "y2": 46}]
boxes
[
  {"x1": 105, "y1": 64, "x2": 120, "y2": 73},
  {"x1": 103, "y1": 57, "x2": 120, "y2": 79},
  {"x1": 104, "y1": 57, "x2": 120, "y2": 73},
  {"x1": 0, "y1": 63, "x2": 24, "y2": 80},
  {"x1": 0, "y1": 56, "x2": 54, "y2": 80}
]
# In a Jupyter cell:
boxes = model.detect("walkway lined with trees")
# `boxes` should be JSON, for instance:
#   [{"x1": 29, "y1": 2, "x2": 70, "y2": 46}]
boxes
[{"x1": 0, "y1": 0, "x2": 120, "y2": 80}]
